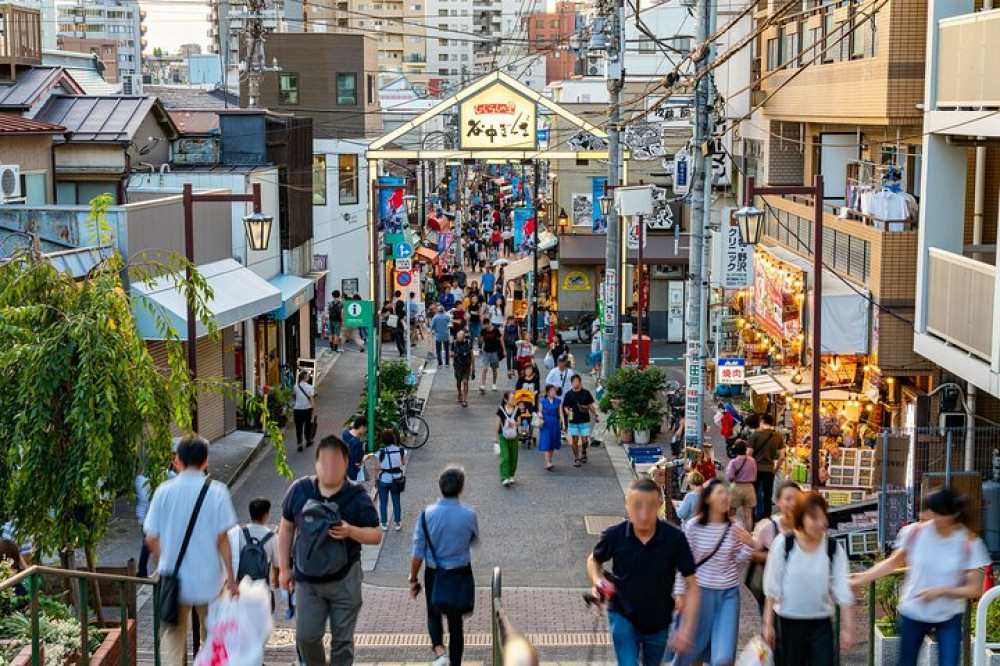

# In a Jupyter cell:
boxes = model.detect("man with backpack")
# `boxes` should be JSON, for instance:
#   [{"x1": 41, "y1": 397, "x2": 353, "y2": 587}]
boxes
[
  {"x1": 278, "y1": 435, "x2": 382, "y2": 666},
  {"x1": 229, "y1": 497, "x2": 279, "y2": 593},
  {"x1": 748, "y1": 414, "x2": 784, "y2": 520},
  {"x1": 328, "y1": 290, "x2": 344, "y2": 352}
]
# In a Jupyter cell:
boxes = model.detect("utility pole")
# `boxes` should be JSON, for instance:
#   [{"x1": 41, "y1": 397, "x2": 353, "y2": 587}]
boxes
[
  {"x1": 683, "y1": 0, "x2": 715, "y2": 448},
  {"x1": 240, "y1": 0, "x2": 279, "y2": 108},
  {"x1": 601, "y1": 0, "x2": 625, "y2": 379}
]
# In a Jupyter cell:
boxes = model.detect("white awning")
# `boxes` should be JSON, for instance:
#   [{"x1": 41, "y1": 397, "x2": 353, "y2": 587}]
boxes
[
  {"x1": 131, "y1": 259, "x2": 282, "y2": 340},
  {"x1": 505, "y1": 254, "x2": 551, "y2": 281},
  {"x1": 269, "y1": 274, "x2": 315, "y2": 321},
  {"x1": 745, "y1": 372, "x2": 795, "y2": 395}
]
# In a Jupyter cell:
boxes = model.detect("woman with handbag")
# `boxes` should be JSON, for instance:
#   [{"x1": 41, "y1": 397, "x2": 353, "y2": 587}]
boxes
[
  {"x1": 496, "y1": 391, "x2": 519, "y2": 487},
  {"x1": 673, "y1": 479, "x2": 755, "y2": 666},
  {"x1": 292, "y1": 370, "x2": 316, "y2": 453},
  {"x1": 376, "y1": 429, "x2": 407, "y2": 532}
]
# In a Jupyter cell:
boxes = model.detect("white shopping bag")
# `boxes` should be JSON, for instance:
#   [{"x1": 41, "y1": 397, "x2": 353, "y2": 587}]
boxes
[
  {"x1": 735, "y1": 636, "x2": 774, "y2": 666},
  {"x1": 194, "y1": 578, "x2": 274, "y2": 666}
]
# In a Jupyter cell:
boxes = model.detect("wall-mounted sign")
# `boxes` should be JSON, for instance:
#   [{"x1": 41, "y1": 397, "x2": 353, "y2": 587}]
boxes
[
  {"x1": 723, "y1": 210, "x2": 753, "y2": 289},
  {"x1": 717, "y1": 357, "x2": 746, "y2": 385},
  {"x1": 459, "y1": 82, "x2": 537, "y2": 150},
  {"x1": 562, "y1": 271, "x2": 591, "y2": 291},
  {"x1": 674, "y1": 152, "x2": 691, "y2": 196}
]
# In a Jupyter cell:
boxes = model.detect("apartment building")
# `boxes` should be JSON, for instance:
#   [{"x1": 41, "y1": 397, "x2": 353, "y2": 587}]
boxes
[
  {"x1": 526, "y1": 1, "x2": 581, "y2": 83},
  {"x1": 423, "y1": 0, "x2": 473, "y2": 92},
  {"x1": 56, "y1": 0, "x2": 145, "y2": 94},
  {"x1": 55, "y1": 36, "x2": 119, "y2": 83},
  {"x1": 913, "y1": 0, "x2": 1000, "y2": 408}
]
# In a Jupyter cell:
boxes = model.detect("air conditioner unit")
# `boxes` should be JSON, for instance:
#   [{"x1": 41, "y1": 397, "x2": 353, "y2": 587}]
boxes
[{"x1": 0, "y1": 165, "x2": 21, "y2": 202}]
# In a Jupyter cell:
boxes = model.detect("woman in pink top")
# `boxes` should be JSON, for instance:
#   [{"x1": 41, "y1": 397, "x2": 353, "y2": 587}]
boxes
[{"x1": 725, "y1": 440, "x2": 757, "y2": 528}]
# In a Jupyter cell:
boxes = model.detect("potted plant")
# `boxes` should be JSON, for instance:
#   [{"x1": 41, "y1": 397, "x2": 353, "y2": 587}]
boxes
[
  {"x1": 633, "y1": 412, "x2": 662, "y2": 445},
  {"x1": 265, "y1": 385, "x2": 293, "y2": 427},
  {"x1": 871, "y1": 570, "x2": 902, "y2": 665},
  {"x1": 600, "y1": 367, "x2": 665, "y2": 446}
]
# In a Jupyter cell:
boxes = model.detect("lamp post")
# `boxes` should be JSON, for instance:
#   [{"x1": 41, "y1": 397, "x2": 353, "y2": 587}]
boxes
[
  {"x1": 558, "y1": 208, "x2": 569, "y2": 233},
  {"x1": 598, "y1": 189, "x2": 618, "y2": 373},
  {"x1": 741, "y1": 174, "x2": 824, "y2": 488},
  {"x1": 182, "y1": 182, "x2": 268, "y2": 432}
]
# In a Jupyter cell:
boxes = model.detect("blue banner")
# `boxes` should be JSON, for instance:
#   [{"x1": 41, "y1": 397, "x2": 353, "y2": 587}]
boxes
[
  {"x1": 378, "y1": 176, "x2": 406, "y2": 233},
  {"x1": 592, "y1": 176, "x2": 608, "y2": 233},
  {"x1": 513, "y1": 207, "x2": 535, "y2": 256}
]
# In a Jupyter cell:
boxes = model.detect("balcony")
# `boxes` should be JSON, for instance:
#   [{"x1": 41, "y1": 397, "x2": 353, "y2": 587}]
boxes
[
  {"x1": 0, "y1": 5, "x2": 43, "y2": 74},
  {"x1": 935, "y1": 9, "x2": 1000, "y2": 109},
  {"x1": 925, "y1": 248, "x2": 994, "y2": 361}
]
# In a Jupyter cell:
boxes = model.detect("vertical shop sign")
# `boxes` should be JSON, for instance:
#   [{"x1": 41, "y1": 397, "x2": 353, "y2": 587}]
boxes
[
  {"x1": 685, "y1": 339, "x2": 702, "y2": 446},
  {"x1": 723, "y1": 212, "x2": 752, "y2": 288}
]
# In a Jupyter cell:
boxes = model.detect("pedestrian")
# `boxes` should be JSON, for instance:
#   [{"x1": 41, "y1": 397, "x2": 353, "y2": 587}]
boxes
[
  {"x1": 143, "y1": 435, "x2": 239, "y2": 666},
  {"x1": 439, "y1": 286, "x2": 456, "y2": 311},
  {"x1": 429, "y1": 305, "x2": 452, "y2": 366},
  {"x1": 672, "y1": 478, "x2": 755, "y2": 666},
  {"x1": 328, "y1": 290, "x2": 344, "y2": 352},
  {"x1": 449, "y1": 300, "x2": 467, "y2": 345},
  {"x1": 228, "y1": 497, "x2": 279, "y2": 597},
  {"x1": 544, "y1": 354, "x2": 576, "y2": 405},
  {"x1": 376, "y1": 429, "x2": 407, "y2": 532},
  {"x1": 482, "y1": 267, "x2": 496, "y2": 296},
  {"x1": 514, "y1": 328, "x2": 536, "y2": 374},
  {"x1": 407, "y1": 292, "x2": 422, "y2": 345},
  {"x1": 548, "y1": 333, "x2": 568, "y2": 369},
  {"x1": 491, "y1": 227, "x2": 502, "y2": 256},
  {"x1": 763, "y1": 491, "x2": 855, "y2": 666},
  {"x1": 515, "y1": 363, "x2": 540, "y2": 396},
  {"x1": 410, "y1": 466, "x2": 480, "y2": 666},
  {"x1": 725, "y1": 440, "x2": 757, "y2": 528},
  {"x1": 293, "y1": 369, "x2": 317, "y2": 453},
  {"x1": 453, "y1": 329, "x2": 475, "y2": 407},
  {"x1": 393, "y1": 290, "x2": 407, "y2": 357},
  {"x1": 748, "y1": 481, "x2": 802, "y2": 615},
  {"x1": 467, "y1": 294, "x2": 483, "y2": 351},
  {"x1": 537, "y1": 384, "x2": 563, "y2": 471},
  {"x1": 588, "y1": 477, "x2": 700, "y2": 666},
  {"x1": 694, "y1": 442, "x2": 718, "y2": 481},
  {"x1": 341, "y1": 417, "x2": 368, "y2": 483},
  {"x1": 675, "y1": 470, "x2": 705, "y2": 523},
  {"x1": 489, "y1": 291, "x2": 506, "y2": 323},
  {"x1": 479, "y1": 317, "x2": 505, "y2": 393},
  {"x1": 850, "y1": 487, "x2": 990, "y2": 666},
  {"x1": 562, "y1": 374, "x2": 598, "y2": 467},
  {"x1": 747, "y1": 414, "x2": 784, "y2": 519},
  {"x1": 278, "y1": 435, "x2": 382, "y2": 666},
  {"x1": 496, "y1": 390, "x2": 519, "y2": 487},
  {"x1": 502, "y1": 226, "x2": 513, "y2": 256},
  {"x1": 503, "y1": 315, "x2": 520, "y2": 378}
]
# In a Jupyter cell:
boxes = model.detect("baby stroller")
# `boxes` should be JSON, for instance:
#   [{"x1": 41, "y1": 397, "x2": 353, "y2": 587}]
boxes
[{"x1": 513, "y1": 388, "x2": 537, "y2": 449}]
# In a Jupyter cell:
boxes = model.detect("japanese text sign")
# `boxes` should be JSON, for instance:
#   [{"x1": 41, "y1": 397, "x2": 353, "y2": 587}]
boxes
[
  {"x1": 716, "y1": 358, "x2": 746, "y2": 385},
  {"x1": 724, "y1": 211, "x2": 753, "y2": 288},
  {"x1": 460, "y1": 82, "x2": 537, "y2": 150}
]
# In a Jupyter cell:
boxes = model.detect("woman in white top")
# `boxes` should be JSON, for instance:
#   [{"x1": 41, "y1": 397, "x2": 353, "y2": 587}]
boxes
[
  {"x1": 375, "y1": 429, "x2": 407, "y2": 531},
  {"x1": 292, "y1": 370, "x2": 316, "y2": 452},
  {"x1": 673, "y1": 478, "x2": 754, "y2": 666},
  {"x1": 762, "y1": 491, "x2": 854, "y2": 666},
  {"x1": 850, "y1": 487, "x2": 990, "y2": 666}
]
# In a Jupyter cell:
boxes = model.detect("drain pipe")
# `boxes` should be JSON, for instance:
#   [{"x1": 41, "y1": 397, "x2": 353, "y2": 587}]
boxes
[
  {"x1": 974, "y1": 144, "x2": 986, "y2": 253},
  {"x1": 967, "y1": 383, "x2": 977, "y2": 471}
]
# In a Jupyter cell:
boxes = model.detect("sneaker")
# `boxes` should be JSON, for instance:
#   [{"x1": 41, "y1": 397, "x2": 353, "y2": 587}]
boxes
[
  {"x1": 502, "y1": 479, "x2": 512, "y2": 488},
  {"x1": 297, "y1": 445, "x2": 304, "y2": 453},
  {"x1": 432, "y1": 656, "x2": 450, "y2": 666},
  {"x1": 492, "y1": 384, "x2": 497, "y2": 391},
  {"x1": 394, "y1": 524, "x2": 402, "y2": 532},
  {"x1": 479, "y1": 385, "x2": 486, "y2": 394},
  {"x1": 380, "y1": 524, "x2": 389, "y2": 532}
]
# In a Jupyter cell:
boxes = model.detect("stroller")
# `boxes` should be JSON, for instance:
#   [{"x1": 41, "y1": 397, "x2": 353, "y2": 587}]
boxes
[{"x1": 513, "y1": 388, "x2": 537, "y2": 449}]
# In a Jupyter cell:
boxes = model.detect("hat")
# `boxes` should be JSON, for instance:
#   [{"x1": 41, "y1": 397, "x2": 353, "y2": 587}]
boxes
[{"x1": 557, "y1": 354, "x2": 568, "y2": 362}]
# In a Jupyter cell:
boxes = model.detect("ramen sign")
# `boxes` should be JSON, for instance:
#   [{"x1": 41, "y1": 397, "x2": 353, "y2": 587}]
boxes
[{"x1": 459, "y1": 82, "x2": 537, "y2": 151}]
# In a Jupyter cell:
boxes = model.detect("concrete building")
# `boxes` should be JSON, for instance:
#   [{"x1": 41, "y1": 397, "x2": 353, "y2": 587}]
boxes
[
  {"x1": 56, "y1": 0, "x2": 145, "y2": 94},
  {"x1": 525, "y1": 1, "x2": 582, "y2": 84},
  {"x1": 55, "y1": 36, "x2": 119, "y2": 83},
  {"x1": 422, "y1": 0, "x2": 473, "y2": 92}
]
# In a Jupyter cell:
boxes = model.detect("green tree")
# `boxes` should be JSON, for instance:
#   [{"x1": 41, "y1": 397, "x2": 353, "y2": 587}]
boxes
[{"x1": 0, "y1": 195, "x2": 289, "y2": 568}]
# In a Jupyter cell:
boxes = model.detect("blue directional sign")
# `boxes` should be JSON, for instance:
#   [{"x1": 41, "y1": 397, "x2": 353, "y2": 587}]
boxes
[{"x1": 395, "y1": 242, "x2": 413, "y2": 259}]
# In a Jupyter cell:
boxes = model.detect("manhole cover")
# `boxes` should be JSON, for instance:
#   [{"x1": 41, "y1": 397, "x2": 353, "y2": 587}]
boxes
[{"x1": 583, "y1": 515, "x2": 624, "y2": 535}]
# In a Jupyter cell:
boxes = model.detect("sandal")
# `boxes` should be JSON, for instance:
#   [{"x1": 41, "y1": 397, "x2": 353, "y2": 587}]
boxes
[
  {"x1": 573, "y1": 459, "x2": 582, "y2": 467},
  {"x1": 546, "y1": 465, "x2": 555, "y2": 472}
]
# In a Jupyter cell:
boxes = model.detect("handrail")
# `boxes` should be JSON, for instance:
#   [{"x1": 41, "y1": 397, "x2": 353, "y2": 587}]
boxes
[
  {"x1": 974, "y1": 586, "x2": 1000, "y2": 666},
  {"x1": 491, "y1": 566, "x2": 538, "y2": 666},
  {"x1": 492, "y1": 567, "x2": 504, "y2": 666},
  {"x1": 0, "y1": 564, "x2": 155, "y2": 590}
]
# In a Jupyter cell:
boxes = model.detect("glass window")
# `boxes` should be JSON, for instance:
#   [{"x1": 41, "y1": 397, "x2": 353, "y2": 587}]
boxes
[
  {"x1": 339, "y1": 155, "x2": 358, "y2": 204},
  {"x1": 313, "y1": 155, "x2": 327, "y2": 205},
  {"x1": 336, "y1": 72, "x2": 357, "y2": 105},
  {"x1": 367, "y1": 74, "x2": 375, "y2": 104},
  {"x1": 279, "y1": 72, "x2": 299, "y2": 104}
]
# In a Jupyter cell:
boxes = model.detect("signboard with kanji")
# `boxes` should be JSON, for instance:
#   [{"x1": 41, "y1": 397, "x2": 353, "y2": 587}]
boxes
[
  {"x1": 603, "y1": 269, "x2": 617, "y2": 330},
  {"x1": 716, "y1": 357, "x2": 746, "y2": 385},
  {"x1": 459, "y1": 82, "x2": 537, "y2": 151},
  {"x1": 723, "y1": 210, "x2": 753, "y2": 288}
]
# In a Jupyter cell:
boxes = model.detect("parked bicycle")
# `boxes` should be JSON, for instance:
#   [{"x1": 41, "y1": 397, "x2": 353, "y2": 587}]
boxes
[
  {"x1": 397, "y1": 394, "x2": 430, "y2": 449},
  {"x1": 576, "y1": 313, "x2": 597, "y2": 344}
]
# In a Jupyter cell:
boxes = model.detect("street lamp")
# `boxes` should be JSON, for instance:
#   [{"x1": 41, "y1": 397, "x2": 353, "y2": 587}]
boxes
[
  {"x1": 403, "y1": 194, "x2": 417, "y2": 218},
  {"x1": 733, "y1": 205, "x2": 764, "y2": 246},
  {"x1": 744, "y1": 174, "x2": 824, "y2": 487},
  {"x1": 242, "y1": 212, "x2": 273, "y2": 252},
  {"x1": 558, "y1": 208, "x2": 569, "y2": 232},
  {"x1": 599, "y1": 194, "x2": 614, "y2": 217}
]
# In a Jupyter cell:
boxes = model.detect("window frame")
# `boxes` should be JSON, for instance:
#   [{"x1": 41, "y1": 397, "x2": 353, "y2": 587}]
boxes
[
  {"x1": 336, "y1": 72, "x2": 358, "y2": 105},
  {"x1": 279, "y1": 72, "x2": 299, "y2": 105},
  {"x1": 313, "y1": 155, "x2": 327, "y2": 206},
  {"x1": 338, "y1": 154, "x2": 359, "y2": 205}
]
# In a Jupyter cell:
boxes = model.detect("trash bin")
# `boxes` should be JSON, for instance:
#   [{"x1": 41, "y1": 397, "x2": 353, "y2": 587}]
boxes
[{"x1": 626, "y1": 335, "x2": 651, "y2": 366}]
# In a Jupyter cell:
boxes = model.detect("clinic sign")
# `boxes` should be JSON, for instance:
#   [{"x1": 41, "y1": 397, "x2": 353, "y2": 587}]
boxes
[{"x1": 460, "y1": 82, "x2": 537, "y2": 151}]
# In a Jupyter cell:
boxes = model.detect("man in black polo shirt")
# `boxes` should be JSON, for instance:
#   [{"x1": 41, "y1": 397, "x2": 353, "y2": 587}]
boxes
[
  {"x1": 278, "y1": 435, "x2": 382, "y2": 666},
  {"x1": 587, "y1": 477, "x2": 700, "y2": 666}
]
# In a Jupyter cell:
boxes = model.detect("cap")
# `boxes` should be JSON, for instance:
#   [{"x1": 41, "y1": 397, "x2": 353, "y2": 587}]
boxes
[{"x1": 557, "y1": 354, "x2": 568, "y2": 362}]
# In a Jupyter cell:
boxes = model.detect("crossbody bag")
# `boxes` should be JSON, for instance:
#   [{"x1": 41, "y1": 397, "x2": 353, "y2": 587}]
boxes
[
  {"x1": 157, "y1": 478, "x2": 211, "y2": 626},
  {"x1": 421, "y1": 512, "x2": 475, "y2": 615},
  {"x1": 695, "y1": 522, "x2": 732, "y2": 569},
  {"x1": 744, "y1": 517, "x2": 777, "y2": 605}
]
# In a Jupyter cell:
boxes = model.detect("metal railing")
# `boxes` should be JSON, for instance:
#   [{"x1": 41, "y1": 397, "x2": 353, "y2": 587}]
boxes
[
  {"x1": 0, "y1": 564, "x2": 155, "y2": 666},
  {"x1": 926, "y1": 248, "x2": 996, "y2": 361},
  {"x1": 491, "y1": 566, "x2": 537, "y2": 666}
]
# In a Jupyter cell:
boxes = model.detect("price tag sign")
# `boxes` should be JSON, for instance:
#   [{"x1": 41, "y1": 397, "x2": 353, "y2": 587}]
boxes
[{"x1": 396, "y1": 258, "x2": 412, "y2": 271}]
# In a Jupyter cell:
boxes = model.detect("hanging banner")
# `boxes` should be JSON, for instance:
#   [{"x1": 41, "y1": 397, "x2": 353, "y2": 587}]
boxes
[
  {"x1": 378, "y1": 176, "x2": 406, "y2": 233},
  {"x1": 459, "y1": 82, "x2": 537, "y2": 150},
  {"x1": 592, "y1": 177, "x2": 608, "y2": 233},
  {"x1": 512, "y1": 207, "x2": 535, "y2": 256},
  {"x1": 723, "y1": 210, "x2": 753, "y2": 288}
]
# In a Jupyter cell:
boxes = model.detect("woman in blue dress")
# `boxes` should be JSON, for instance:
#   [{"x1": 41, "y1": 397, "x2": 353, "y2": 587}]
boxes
[{"x1": 538, "y1": 383, "x2": 564, "y2": 471}]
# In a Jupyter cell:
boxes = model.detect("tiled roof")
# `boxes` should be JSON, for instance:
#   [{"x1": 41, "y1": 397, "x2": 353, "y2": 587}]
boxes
[
  {"x1": 145, "y1": 85, "x2": 239, "y2": 109},
  {"x1": 35, "y1": 95, "x2": 178, "y2": 143},
  {"x1": 0, "y1": 113, "x2": 68, "y2": 134},
  {"x1": 0, "y1": 67, "x2": 85, "y2": 110}
]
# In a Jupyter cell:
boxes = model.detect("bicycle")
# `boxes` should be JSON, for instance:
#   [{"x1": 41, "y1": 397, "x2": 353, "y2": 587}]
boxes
[
  {"x1": 576, "y1": 313, "x2": 597, "y2": 344},
  {"x1": 396, "y1": 395, "x2": 430, "y2": 449}
]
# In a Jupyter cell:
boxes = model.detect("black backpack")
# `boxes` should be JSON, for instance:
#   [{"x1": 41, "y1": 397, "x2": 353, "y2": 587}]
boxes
[
  {"x1": 236, "y1": 527, "x2": 275, "y2": 581},
  {"x1": 329, "y1": 299, "x2": 343, "y2": 323}
]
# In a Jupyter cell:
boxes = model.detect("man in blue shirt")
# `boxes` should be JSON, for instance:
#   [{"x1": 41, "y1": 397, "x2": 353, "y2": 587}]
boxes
[
  {"x1": 482, "y1": 269, "x2": 495, "y2": 295},
  {"x1": 410, "y1": 466, "x2": 479, "y2": 666},
  {"x1": 439, "y1": 286, "x2": 456, "y2": 311},
  {"x1": 429, "y1": 305, "x2": 453, "y2": 366},
  {"x1": 340, "y1": 418, "x2": 368, "y2": 482}
]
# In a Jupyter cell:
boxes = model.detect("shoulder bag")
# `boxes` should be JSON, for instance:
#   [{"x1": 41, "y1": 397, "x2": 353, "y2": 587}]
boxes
[
  {"x1": 744, "y1": 517, "x2": 777, "y2": 606},
  {"x1": 380, "y1": 448, "x2": 407, "y2": 493},
  {"x1": 695, "y1": 522, "x2": 732, "y2": 569},
  {"x1": 421, "y1": 512, "x2": 475, "y2": 615},
  {"x1": 157, "y1": 478, "x2": 212, "y2": 626}
]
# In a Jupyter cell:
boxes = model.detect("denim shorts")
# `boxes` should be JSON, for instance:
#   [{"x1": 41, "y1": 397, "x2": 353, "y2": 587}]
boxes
[{"x1": 567, "y1": 423, "x2": 591, "y2": 437}]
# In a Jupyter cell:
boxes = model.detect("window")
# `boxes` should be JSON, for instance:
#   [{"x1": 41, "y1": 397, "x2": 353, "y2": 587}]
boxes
[
  {"x1": 782, "y1": 23, "x2": 800, "y2": 67},
  {"x1": 336, "y1": 72, "x2": 357, "y2": 105},
  {"x1": 766, "y1": 37, "x2": 779, "y2": 71},
  {"x1": 367, "y1": 74, "x2": 375, "y2": 104},
  {"x1": 441, "y1": 53, "x2": 449, "y2": 61},
  {"x1": 338, "y1": 155, "x2": 358, "y2": 204},
  {"x1": 279, "y1": 72, "x2": 299, "y2": 104},
  {"x1": 313, "y1": 155, "x2": 327, "y2": 205}
]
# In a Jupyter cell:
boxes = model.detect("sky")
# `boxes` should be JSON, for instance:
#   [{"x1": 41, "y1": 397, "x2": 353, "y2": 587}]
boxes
[{"x1": 142, "y1": 2, "x2": 213, "y2": 54}]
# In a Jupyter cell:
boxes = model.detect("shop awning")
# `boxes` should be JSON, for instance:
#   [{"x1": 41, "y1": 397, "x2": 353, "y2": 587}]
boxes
[
  {"x1": 745, "y1": 372, "x2": 795, "y2": 395},
  {"x1": 505, "y1": 254, "x2": 551, "y2": 281},
  {"x1": 760, "y1": 245, "x2": 870, "y2": 354},
  {"x1": 415, "y1": 246, "x2": 439, "y2": 262},
  {"x1": 131, "y1": 259, "x2": 282, "y2": 340},
  {"x1": 557, "y1": 233, "x2": 690, "y2": 265},
  {"x1": 269, "y1": 274, "x2": 315, "y2": 321}
]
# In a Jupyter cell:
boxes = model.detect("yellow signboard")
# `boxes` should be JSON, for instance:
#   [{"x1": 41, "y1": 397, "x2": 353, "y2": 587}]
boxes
[{"x1": 459, "y1": 82, "x2": 537, "y2": 151}]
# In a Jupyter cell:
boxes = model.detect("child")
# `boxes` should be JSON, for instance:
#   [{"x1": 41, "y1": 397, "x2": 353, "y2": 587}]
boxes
[
  {"x1": 228, "y1": 497, "x2": 280, "y2": 602},
  {"x1": 514, "y1": 390, "x2": 536, "y2": 448}
]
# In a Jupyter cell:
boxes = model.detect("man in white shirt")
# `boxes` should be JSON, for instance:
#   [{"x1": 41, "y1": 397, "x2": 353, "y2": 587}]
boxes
[
  {"x1": 144, "y1": 434, "x2": 239, "y2": 666},
  {"x1": 544, "y1": 354, "x2": 577, "y2": 404},
  {"x1": 228, "y1": 497, "x2": 280, "y2": 588}
]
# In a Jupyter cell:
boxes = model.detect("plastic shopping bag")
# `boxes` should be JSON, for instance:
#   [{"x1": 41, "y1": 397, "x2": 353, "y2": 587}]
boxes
[
  {"x1": 735, "y1": 636, "x2": 774, "y2": 666},
  {"x1": 194, "y1": 578, "x2": 274, "y2": 666}
]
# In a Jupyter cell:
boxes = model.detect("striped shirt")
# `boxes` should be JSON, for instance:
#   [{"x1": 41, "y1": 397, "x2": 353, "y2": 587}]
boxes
[{"x1": 673, "y1": 519, "x2": 753, "y2": 592}]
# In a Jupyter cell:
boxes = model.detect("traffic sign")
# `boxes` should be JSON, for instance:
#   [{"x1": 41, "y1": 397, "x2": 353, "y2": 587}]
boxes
[
  {"x1": 344, "y1": 300, "x2": 372, "y2": 328},
  {"x1": 395, "y1": 242, "x2": 413, "y2": 259},
  {"x1": 396, "y1": 258, "x2": 412, "y2": 271},
  {"x1": 396, "y1": 271, "x2": 412, "y2": 287}
]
